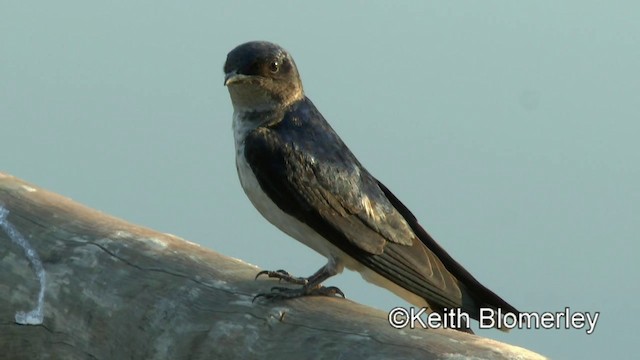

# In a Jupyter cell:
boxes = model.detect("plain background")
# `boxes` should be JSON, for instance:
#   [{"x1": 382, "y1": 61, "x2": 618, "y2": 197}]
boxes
[{"x1": 2, "y1": 2, "x2": 638, "y2": 359}]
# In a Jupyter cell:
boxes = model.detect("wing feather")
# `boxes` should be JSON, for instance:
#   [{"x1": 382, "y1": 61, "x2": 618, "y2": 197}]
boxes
[{"x1": 242, "y1": 98, "x2": 517, "y2": 314}]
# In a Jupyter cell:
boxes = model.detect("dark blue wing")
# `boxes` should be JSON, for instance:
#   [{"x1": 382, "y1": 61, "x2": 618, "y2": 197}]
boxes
[
  {"x1": 244, "y1": 97, "x2": 416, "y2": 255},
  {"x1": 244, "y1": 97, "x2": 517, "y2": 315}
]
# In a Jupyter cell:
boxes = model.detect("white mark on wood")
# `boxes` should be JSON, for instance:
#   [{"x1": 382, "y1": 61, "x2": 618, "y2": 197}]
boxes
[
  {"x1": 162, "y1": 232, "x2": 186, "y2": 241},
  {"x1": 218, "y1": 257, "x2": 260, "y2": 270},
  {"x1": 267, "y1": 307, "x2": 292, "y2": 326},
  {"x1": 343, "y1": 334, "x2": 372, "y2": 342},
  {"x1": 212, "y1": 320, "x2": 260, "y2": 355},
  {"x1": 21, "y1": 185, "x2": 37, "y2": 192},
  {"x1": 207, "y1": 279, "x2": 231, "y2": 290},
  {"x1": 0, "y1": 205, "x2": 46, "y2": 325},
  {"x1": 112, "y1": 230, "x2": 132, "y2": 239},
  {"x1": 230, "y1": 297, "x2": 255, "y2": 307},
  {"x1": 146, "y1": 237, "x2": 168, "y2": 249}
]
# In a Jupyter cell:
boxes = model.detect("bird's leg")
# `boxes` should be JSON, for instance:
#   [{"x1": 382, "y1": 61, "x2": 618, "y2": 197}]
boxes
[{"x1": 254, "y1": 261, "x2": 345, "y2": 301}]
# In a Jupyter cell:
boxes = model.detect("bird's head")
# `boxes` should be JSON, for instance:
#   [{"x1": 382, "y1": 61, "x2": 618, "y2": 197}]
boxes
[{"x1": 224, "y1": 41, "x2": 304, "y2": 112}]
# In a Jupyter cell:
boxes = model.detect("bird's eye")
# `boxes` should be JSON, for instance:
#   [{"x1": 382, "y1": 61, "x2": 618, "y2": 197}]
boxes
[{"x1": 269, "y1": 60, "x2": 280, "y2": 73}]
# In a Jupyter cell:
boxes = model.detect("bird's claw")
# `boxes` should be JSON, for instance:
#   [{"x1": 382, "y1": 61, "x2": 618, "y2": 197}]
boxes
[
  {"x1": 317, "y1": 286, "x2": 345, "y2": 298},
  {"x1": 255, "y1": 269, "x2": 308, "y2": 285},
  {"x1": 252, "y1": 284, "x2": 345, "y2": 303}
]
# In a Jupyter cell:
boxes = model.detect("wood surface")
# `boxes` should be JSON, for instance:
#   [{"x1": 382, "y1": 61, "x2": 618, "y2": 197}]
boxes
[{"x1": 0, "y1": 172, "x2": 546, "y2": 359}]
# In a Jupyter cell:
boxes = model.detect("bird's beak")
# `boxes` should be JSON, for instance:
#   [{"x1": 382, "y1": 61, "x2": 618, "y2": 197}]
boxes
[{"x1": 224, "y1": 71, "x2": 246, "y2": 86}]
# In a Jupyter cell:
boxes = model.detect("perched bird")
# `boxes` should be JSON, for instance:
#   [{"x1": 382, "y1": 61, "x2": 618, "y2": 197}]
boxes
[{"x1": 223, "y1": 41, "x2": 518, "y2": 331}]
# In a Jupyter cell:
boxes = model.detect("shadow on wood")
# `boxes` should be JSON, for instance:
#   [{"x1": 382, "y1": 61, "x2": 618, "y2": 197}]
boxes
[{"x1": 0, "y1": 172, "x2": 545, "y2": 359}]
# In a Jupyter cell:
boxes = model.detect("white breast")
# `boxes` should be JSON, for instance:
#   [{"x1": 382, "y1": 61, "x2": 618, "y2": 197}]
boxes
[
  {"x1": 233, "y1": 114, "x2": 332, "y2": 257},
  {"x1": 233, "y1": 112, "x2": 353, "y2": 269}
]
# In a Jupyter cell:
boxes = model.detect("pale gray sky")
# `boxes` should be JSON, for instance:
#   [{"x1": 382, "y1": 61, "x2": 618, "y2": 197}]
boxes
[{"x1": 2, "y1": 2, "x2": 638, "y2": 358}]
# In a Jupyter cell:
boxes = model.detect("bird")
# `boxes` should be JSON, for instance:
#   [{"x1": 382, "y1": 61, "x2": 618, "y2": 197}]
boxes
[{"x1": 223, "y1": 41, "x2": 518, "y2": 332}]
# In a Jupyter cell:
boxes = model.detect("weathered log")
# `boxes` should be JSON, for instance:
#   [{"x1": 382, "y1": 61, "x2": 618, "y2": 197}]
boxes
[{"x1": 0, "y1": 172, "x2": 545, "y2": 359}]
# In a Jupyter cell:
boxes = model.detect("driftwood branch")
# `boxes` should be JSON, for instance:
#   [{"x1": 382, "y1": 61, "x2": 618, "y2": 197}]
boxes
[{"x1": 0, "y1": 172, "x2": 545, "y2": 359}]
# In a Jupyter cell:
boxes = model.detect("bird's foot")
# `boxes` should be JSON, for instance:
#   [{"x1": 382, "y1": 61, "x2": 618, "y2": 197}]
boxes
[
  {"x1": 253, "y1": 284, "x2": 345, "y2": 302},
  {"x1": 255, "y1": 269, "x2": 308, "y2": 285}
]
